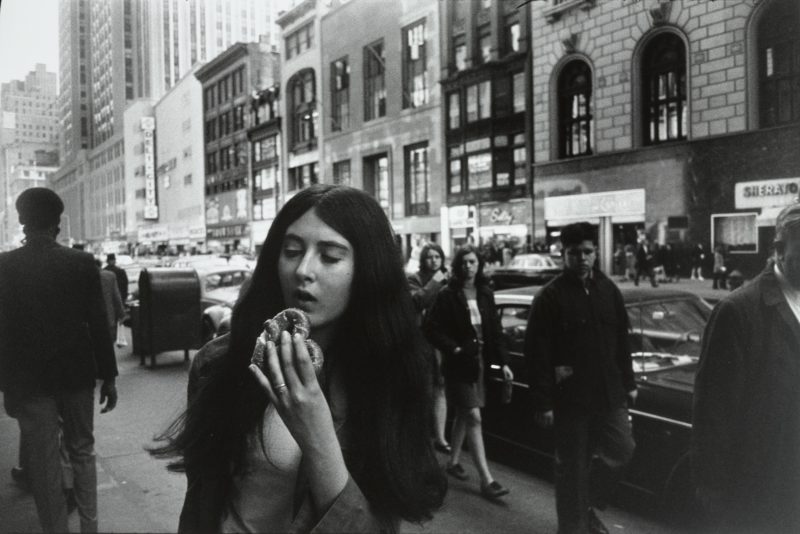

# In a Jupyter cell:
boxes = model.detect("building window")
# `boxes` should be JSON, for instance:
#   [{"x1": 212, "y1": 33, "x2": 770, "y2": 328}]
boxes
[
  {"x1": 448, "y1": 146, "x2": 463, "y2": 194},
  {"x1": 233, "y1": 105, "x2": 245, "y2": 131},
  {"x1": 184, "y1": 174, "x2": 192, "y2": 185},
  {"x1": 364, "y1": 40, "x2": 386, "y2": 121},
  {"x1": 465, "y1": 138, "x2": 492, "y2": 191},
  {"x1": 453, "y1": 34, "x2": 467, "y2": 71},
  {"x1": 288, "y1": 69, "x2": 317, "y2": 149},
  {"x1": 642, "y1": 33, "x2": 686, "y2": 144},
  {"x1": 512, "y1": 71, "x2": 525, "y2": 113},
  {"x1": 206, "y1": 151, "x2": 217, "y2": 174},
  {"x1": 477, "y1": 24, "x2": 491, "y2": 64},
  {"x1": 448, "y1": 92, "x2": 461, "y2": 130},
  {"x1": 331, "y1": 57, "x2": 350, "y2": 131},
  {"x1": 512, "y1": 133, "x2": 526, "y2": 186},
  {"x1": 403, "y1": 20, "x2": 428, "y2": 109},
  {"x1": 285, "y1": 22, "x2": 313, "y2": 59},
  {"x1": 253, "y1": 136, "x2": 277, "y2": 163},
  {"x1": 254, "y1": 166, "x2": 276, "y2": 192},
  {"x1": 288, "y1": 163, "x2": 318, "y2": 191},
  {"x1": 504, "y1": 16, "x2": 520, "y2": 55},
  {"x1": 758, "y1": 0, "x2": 800, "y2": 128},
  {"x1": 559, "y1": 60, "x2": 593, "y2": 157},
  {"x1": 405, "y1": 143, "x2": 429, "y2": 216},
  {"x1": 466, "y1": 80, "x2": 491, "y2": 122},
  {"x1": 333, "y1": 159, "x2": 351, "y2": 185},
  {"x1": 363, "y1": 153, "x2": 390, "y2": 215}
]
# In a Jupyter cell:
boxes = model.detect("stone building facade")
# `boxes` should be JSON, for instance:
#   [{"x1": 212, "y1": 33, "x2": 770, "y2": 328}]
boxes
[{"x1": 530, "y1": 0, "x2": 800, "y2": 275}]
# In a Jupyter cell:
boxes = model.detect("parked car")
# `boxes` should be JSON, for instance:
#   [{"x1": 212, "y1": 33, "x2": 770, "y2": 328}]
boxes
[
  {"x1": 485, "y1": 253, "x2": 563, "y2": 290},
  {"x1": 482, "y1": 285, "x2": 712, "y2": 521}
]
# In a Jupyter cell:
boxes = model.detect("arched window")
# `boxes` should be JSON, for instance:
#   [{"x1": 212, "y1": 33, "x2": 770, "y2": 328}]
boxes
[
  {"x1": 288, "y1": 69, "x2": 317, "y2": 150},
  {"x1": 757, "y1": 0, "x2": 800, "y2": 128},
  {"x1": 642, "y1": 33, "x2": 686, "y2": 144},
  {"x1": 558, "y1": 59, "x2": 593, "y2": 158}
]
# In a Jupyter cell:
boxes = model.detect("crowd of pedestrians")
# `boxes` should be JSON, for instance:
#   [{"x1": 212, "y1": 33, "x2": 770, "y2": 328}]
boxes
[{"x1": 5, "y1": 184, "x2": 800, "y2": 534}]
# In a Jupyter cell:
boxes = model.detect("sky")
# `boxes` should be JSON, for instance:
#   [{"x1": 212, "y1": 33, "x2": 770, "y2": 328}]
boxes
[{"x1": 0, "y1": 0, "x2": 59, "y2": 87}]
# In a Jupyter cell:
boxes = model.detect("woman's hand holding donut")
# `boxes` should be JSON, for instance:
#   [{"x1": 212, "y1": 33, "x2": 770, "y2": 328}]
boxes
[{"x1": 248, "y1": 330, "x2": 348, "y2": 512}]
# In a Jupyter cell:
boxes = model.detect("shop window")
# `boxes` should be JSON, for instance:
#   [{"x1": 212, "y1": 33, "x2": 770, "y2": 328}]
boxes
[
  {"x1": 642, "y1": 33, "x2": 686, "y2": 144},
  {"x1": 559, "y1": 59, "x2": 593, "y2": 157},
  {"x1": 757, "y1": 0, "x2": 800, "y2": 127},
  {"x1": 405, "y1": 142, "x2": 429, "y2": 216},
  {"x1": 331, "y1": 57, "x2": 350, "y2": 131},
  {"x1": 364, "y1": 40, "x2": 386, "y2": 121},
  {"x1": 403, "y1": 19, "x2": 428, "y2": 108}
]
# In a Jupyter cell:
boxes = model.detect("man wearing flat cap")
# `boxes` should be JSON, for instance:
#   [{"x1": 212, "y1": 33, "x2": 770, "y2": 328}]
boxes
[
  {"x1": 0, "y1": 187, "x2": 118, "y2": 533},
  {"x1": 693, "y1": 201, "x2": 800, "y2": 533}
]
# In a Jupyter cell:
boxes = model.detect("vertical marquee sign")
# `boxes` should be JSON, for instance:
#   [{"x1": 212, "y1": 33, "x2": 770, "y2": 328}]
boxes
[{"x1": 141, "y1": 117, "x2": 159, "y2": 220}]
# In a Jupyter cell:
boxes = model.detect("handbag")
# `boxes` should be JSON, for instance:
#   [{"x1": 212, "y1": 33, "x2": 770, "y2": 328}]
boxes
[{"x1": 115, "y1": 322, "x2": 128, "y2": 348}]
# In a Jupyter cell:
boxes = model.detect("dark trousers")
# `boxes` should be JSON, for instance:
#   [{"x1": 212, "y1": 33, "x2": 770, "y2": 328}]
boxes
[
  {"x1": 712, "y1": 270, "x2": 727, "y2": 289},
  {"x1": 634, "y1": 266, "x2": 657, "y2": 287},
  {"x1": 554, "y1": 407, "x2": 635, "y2": 534},
  {"x1": 9, "y1": 389, "x2": 97, "y2": 532}
]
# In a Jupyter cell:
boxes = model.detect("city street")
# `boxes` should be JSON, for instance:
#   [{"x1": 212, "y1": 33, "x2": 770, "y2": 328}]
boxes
[{"x1": 0, "y1": 326, "x2": 680, "y2": 533}]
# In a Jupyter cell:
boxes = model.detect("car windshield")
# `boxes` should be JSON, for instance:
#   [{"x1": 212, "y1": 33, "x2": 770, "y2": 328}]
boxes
[
  {"x1": 509, "y1": 255, "x2": 558, "y2": 269},
  {"x1": 203, "y1": 270, "x2": 251, "y2": 292},
  {"x1": 627, "y1": 297, "x2": 711, "y2": 373}
]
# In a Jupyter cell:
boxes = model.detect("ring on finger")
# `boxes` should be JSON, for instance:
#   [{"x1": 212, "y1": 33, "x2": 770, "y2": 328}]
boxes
[{"x1": 274, "y1": 382, "x2": 288, "y2": 392}]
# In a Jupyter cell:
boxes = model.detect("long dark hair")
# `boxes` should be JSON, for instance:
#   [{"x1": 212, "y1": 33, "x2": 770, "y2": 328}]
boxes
[
  {"x1": 150, "y1": 185, "x2": 446, "y2": 521},
  {"x1": 418, "y1": 243, "x2": 446, "y2": 276},
  {"x1": 449, "y1": 244, "x2": 488, "y2": 289}
]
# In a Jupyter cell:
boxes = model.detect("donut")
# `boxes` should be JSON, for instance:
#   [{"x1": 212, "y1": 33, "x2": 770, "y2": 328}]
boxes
[{"x1": 250, "y1": 308, "x2": 324, "y2": 376}]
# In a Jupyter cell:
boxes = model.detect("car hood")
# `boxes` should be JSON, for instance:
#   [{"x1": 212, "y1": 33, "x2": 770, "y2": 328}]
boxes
[
  {"x1": 638, "y1": 362, "x2": 697, "y2": 394},
  {"x1": 204, "y1": 285, "x2": 241, "y2": 306}
]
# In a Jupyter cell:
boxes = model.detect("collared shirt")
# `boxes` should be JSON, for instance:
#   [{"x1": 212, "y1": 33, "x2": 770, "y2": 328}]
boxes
[{"x1": 774, "y1": 262, "x2": 800, "y2": 326}]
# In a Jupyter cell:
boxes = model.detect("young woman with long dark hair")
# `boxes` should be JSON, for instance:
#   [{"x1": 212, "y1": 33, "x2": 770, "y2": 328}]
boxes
[
  {"x1": 423, "y1": 245, "x2": 513, "y2": 500},
  {"x1": 407, "y1": 243, "x2": 450, "y2": 454},
  {"x1": 150, "y1": 185, "x2": 446, "y2": 532}
]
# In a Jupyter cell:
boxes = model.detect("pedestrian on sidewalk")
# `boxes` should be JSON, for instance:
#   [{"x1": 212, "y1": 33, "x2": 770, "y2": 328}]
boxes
[
  {"x1": 149, "y1": 185, "x2": 446, "y2": 533},
  {"x1": 525, "y1": 222, "x2": 637, "y2": 534},
  {"x1": 711, "y1": 245, "x2": 728, "y2": 290},
  {"x1": 693, "y1": 202, "x2": 800, "y2": 532},
  {"x1": 634, "y1": 237, "x2": 658, "y2": 288},
  {"x1": 103, "y1": 253, "x2": 128, "y2": 303},
  {"x1": 423, "y1": 245, "x2": 514, "y2": 501},
  {"x1": 96, "y1": 259, "x2": 125, "y2": 342},
  {"x1": 691, "y1": 243, "x2": 706, "y2": 280},
  {"x1": 0, "y1": 188, "x2": 118, "y2": 533},
  {"x1": 408, "y1": 243, "x2": 451, "y2": 455}
]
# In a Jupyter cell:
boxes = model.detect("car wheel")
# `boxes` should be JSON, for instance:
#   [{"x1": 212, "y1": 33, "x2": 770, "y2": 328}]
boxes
[{"x1": 201, "y1": 316, "x2": 216, "y2": 344}]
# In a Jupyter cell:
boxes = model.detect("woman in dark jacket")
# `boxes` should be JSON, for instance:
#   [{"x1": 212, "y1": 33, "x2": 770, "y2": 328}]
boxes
[
  {"x1": 424, "y1": 245, "x2": 513, "y2": 500},
  {"x1": 408, "y1": 243, "x2": 450, "y2": 453}
]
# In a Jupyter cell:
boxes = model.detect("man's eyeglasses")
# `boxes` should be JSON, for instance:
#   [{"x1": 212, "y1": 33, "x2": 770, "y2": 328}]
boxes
[{"x1": 565, "y1": 247, "x2": 596, "y2": 257}]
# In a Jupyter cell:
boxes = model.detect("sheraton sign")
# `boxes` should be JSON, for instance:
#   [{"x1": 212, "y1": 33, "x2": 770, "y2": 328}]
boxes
[{"x1": 735, "y1": 178, "x2": 800, "y2": 209}]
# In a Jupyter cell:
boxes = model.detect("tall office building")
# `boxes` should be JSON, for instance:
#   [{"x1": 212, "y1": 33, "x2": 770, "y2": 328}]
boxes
[
  {"x1": 134, "y1": 0, "x2": 278, "y2": 101},
  {"x1": 0, "y1": 64, "x2": 60, "y2": 249},
  {"x1": 58, "y1": 0, "x2": 92, "y2": 162},
  {"x1": 54, "y1": 0, "x2": 281, "y2": 247}
]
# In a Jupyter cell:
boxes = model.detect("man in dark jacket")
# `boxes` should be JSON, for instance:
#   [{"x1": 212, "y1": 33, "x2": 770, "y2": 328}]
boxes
[
  {"x1": 525, "y1": 222, "x2": 637, "y2": 534},
  {"x1": 693, "y1": 202, "x2": 800, "y2": 533},
  {"x1": 0, "y1": 188, "x2": 118, "y2": 533},
  {"x1": 104, "y1": 253, "x2": 129, "y2": 303}
]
